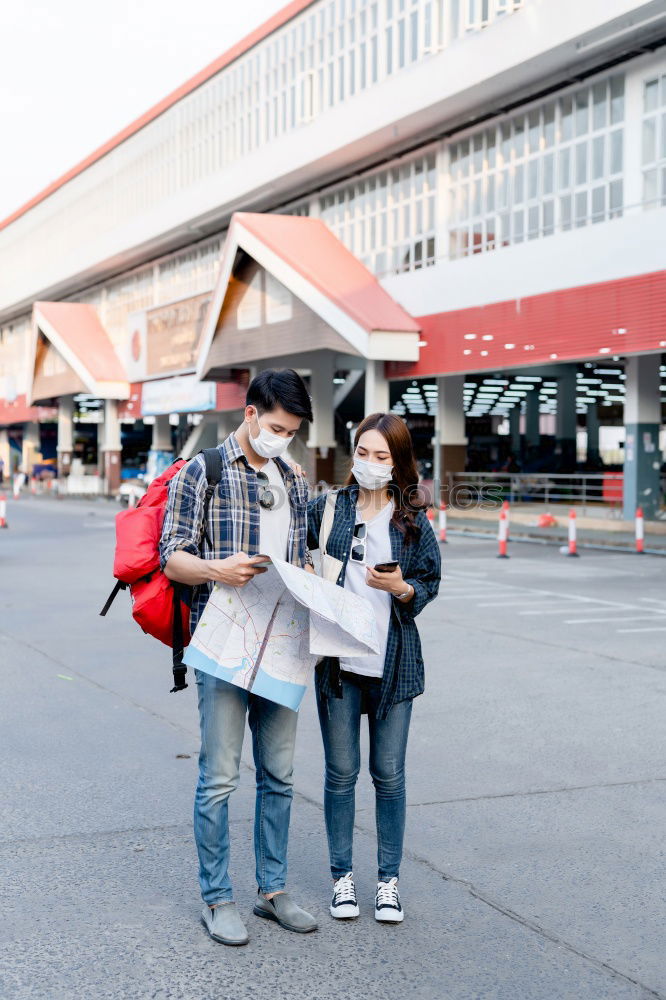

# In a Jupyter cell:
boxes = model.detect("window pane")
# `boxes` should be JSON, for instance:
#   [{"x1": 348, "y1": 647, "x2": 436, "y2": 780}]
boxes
[
  {"x1": 610, "y1": 75, "x2": 624, "y2": 124},
  {"x1": 543, "y1": 102, "x2": 556, "y2": 147},
  {"x1": 575, "y1": 190, "x2": 587, "y2": 227},
  {"x1": 543, "y1": 199, "x2": 554, "y2": 236},
  {"x1": 514, "y1": 164, "x2": 524, "y2": 202},
  {"x1": 528, "y1": 205, "x2": 539, "y2": 239},
  {"x1": 486, "y1": 174, "x2": 495, "y2": 212},
  {"x1": 575, "y1": 141, "x2": 587, "y2": 185},
  {"x1": 592, "y1": 136, "x2": 604, "y2": 180},
  {"x1": 560, "y1": 194, "x2": 572, "y2": 230},
  {"x1": 575, "y1": 92, "x2": 588, "y2": 136},
  {"x1": 644, "y1": 78, "x2": 659, "y2": 112},
  {"x1": 528, "y1": 110, "x2": 540, "y2": 153},
  {"x1": 610, "y1": 130, "x2": 623, "y2": 174},
  {"x1": 642, "y1": 118, "x2": 657, "y2": 165},
  {"x1": 543, "y1": 152, "x2": 554, "y2": 194},
  {"x1": 528, "y1": 159, "x2": 539, "y2": 199},
  {"x1": 662, "y1": 113, "x2": 666, "y2": 160},
  {"x1": 592, "y1": 82, "x2": 607, "y2": 130},
  {"x1": 513, "y1": 120, "x2": 525, "y2": 159},
  {"x1": 591, "y1": 186, "x2": 605, "y2": 223},
  {"x1": 513, "y1": 209, "x2": 524, "y2": 242},
  {"x1": 560, "y1": 97, "x2": 573, "y2": 142},
  {"x1": 559, "y1": 147, "x2": 571, "y2": 188},
  {"x1": 486, "y1": 128, "x2": 497, "y2": 168},
  {"x1": 644, "y1": 168, "x2": 658, "y2": 208},
  {"x1": 609, "y1": 179, "x2": 623, "y2": 218},
  {"x1": 473, "y1": 133, "x2": 484, "y2": 172}
]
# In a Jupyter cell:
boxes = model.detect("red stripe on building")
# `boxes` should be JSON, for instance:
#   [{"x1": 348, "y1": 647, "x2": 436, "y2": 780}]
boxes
[{"x1": 387, "y1": 270, "x2": 666, "y2": 379}]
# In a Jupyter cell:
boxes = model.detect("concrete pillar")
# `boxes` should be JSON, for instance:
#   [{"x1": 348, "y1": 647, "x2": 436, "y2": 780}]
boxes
[
  {"x1": 101, "y1": 398, "x2": 122, "y2": 495},
  {"x1": 22, "y1": 421, "x2": 40, "y2": 476},
  {"x1": 145, "y1": 412, "x2": 175, "y2": 482},
  {"x1": 308, "y1": 352, "x2": 337, "y2": 483},
  {"x1": 508, "y1": 405, "x2": 521, "y2": 455},
  {"x1": 586, "y1": 402, "x2": 600, "y2": 466},
  {"x1": 364, "y1": 359, "x2": 390, "y2": 415},
  {"x1": 525, "y1": 388, "x2": 540, "y2": 463},
  {"x1": 556, "y1": 365, "x2": 577, "y2": 471},
  {"x1": 435, "y1": 374, "x2": 467, "y2": 505},
  {"x1": 0, "y1": 427, "x2": 10, "y2": 485},
  {"x1": 57, "y1": 395, "x2": 74, "y2": 478},
  {"x1": 218, "y1": 412, "x2": 236, "y2": 443},
  {"x1": 623, "y1": 355, "x2": 661, "y2": 520}
]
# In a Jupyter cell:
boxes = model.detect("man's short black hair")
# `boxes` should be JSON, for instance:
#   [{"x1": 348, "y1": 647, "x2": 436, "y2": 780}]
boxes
[{"x1": 246, "y1": 368, "x2": 313, "y2": 422}]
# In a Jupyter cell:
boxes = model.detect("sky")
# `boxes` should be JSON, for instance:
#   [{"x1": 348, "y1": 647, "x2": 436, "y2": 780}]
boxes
[{"x1": 0, "y1": 0, "x2": 289, "y2": 220}]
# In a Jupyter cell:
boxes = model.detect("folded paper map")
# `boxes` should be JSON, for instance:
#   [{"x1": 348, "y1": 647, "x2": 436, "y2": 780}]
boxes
[{"x1": 183, "y1": 558, "x2": 380, "y2": 711}]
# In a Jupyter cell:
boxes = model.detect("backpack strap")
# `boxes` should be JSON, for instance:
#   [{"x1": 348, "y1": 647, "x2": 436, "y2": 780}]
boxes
[
  {"x1": 199, "y1": 447, "x2": 223, "y2": 551},
  {"x1": 170, "y1": 447, "x2": 224, "y2": 693}
]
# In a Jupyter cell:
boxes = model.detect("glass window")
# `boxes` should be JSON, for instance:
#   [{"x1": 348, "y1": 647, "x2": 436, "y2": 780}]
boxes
[
  {"x1": 610, "y1": 75, "x2": 624, "y2": 124},
  {"x1": 643, "y1": 118, "x2": 657, "y2": 165},
  {"x1": 592, "y1": 82, "x2": 607, "y2": 130}
]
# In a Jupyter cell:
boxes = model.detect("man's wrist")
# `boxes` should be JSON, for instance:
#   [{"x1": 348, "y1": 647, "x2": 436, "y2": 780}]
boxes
[{"x1": 393, "y1": 582, "x2": 414, "y2": 601}]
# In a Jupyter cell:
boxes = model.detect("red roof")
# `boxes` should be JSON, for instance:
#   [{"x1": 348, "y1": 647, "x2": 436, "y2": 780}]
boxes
[
  {"x1": 0, "y1": 0, "x2": 316, "y2": 232},
  {"x1": 236, "y1": 212, "x2": 421, "y2": 334},
  {"x1": 34, "y1": 302, "x2": 127, "y2": 383}
]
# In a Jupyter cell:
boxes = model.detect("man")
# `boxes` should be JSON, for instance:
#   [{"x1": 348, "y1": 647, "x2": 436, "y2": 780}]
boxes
[{"x1": 160, "y1": 368, "x2": 317, "y2": 946}]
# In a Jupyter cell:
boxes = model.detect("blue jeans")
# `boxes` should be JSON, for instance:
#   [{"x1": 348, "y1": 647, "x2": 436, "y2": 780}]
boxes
[
  {"x1": 316, "y1": 670, "x2": 413, "y2": 882},
  {"x1": 194, "y1": 669, "x2": 298, "y2": 905}
]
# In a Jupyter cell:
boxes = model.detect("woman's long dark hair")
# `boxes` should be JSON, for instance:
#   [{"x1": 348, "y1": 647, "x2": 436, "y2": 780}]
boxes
[{"x1": 345, "y1": 412, "x2": 426, "y2": 544}]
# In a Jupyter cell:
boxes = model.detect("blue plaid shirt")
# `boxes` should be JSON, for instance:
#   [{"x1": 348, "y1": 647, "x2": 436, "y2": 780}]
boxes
[
  {"x1": 159, "y1": 433, "x2": 310, "y2": 634},
  {"x1": 307, "y1": 485, "x2": 441, "y2": 720}
]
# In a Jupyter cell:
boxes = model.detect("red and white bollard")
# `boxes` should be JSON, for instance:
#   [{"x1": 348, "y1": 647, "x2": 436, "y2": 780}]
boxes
[
  {"x1": 502, "y1": 499, "x2": 510, "y2": 539},
  {"x1": 30, "y1": 476, "x2": 37, "y2": 495},
  {"x1": 635, "y1": 507, "x2": 644, "y2": 555},
  {"x1": 439, "y1": 504, "x2": 447, "y2": 543},
  {"x1": 426, "y1": 507, "x2": 437, "y2": 535},
  {"x1": 497, "y1": 510, "x2": 509, "y2": 558},
  {"x1": 0, "y1": 493, "x2": 8, "y2": 529},
  {"x1": 566, "y1": 508, "x2": 579, "y2": 557}
]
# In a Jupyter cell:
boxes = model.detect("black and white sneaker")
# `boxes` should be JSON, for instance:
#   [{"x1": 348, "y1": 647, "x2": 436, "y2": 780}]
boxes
[
  {"x1": 375, "y1": 878, "x2": 404, "y2": 923},
  {"x1": 330, "y1": 872, "x2": 360, "y2": 919}
]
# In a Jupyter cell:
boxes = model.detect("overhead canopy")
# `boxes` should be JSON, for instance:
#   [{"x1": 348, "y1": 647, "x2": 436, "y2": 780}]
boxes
[
  {"x1": 27, "y1": 302, "x2": 129, "y2": 404},
  {"x1": 196, "y1": 212, "x2": 420, "y2": 381}
]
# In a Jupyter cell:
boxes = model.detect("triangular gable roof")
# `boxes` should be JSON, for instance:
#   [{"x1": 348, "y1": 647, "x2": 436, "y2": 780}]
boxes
[
  {"x1": 27, "y1": 302, "x2": 129, "y2": 404},
  {"x1": 196, "y1": 213, "x2": 420, "y2": 379}
]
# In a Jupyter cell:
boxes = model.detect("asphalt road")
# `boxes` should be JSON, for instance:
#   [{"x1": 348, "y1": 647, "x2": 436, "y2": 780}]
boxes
[{"x1": 1, "y1": 495, "x2": 665, "y2": 1000}]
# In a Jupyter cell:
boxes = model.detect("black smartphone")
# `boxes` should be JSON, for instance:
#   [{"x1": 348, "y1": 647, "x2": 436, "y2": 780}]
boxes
[{"x1": 374, "y1": 561, "x2": 399, "y2": 573}]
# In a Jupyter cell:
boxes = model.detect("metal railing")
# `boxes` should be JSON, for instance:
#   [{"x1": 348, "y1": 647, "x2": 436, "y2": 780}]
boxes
[{"x1": 447, "y1": 472, "x2": 627, "y2": 516}]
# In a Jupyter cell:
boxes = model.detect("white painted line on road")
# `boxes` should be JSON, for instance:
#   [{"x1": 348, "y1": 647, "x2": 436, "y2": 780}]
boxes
[
  {"x1": 638, "y1": 597, "x2": 666, "y2": 607},
  {"x1": 616, "y1": 626, "x2": 666, "y2": 633},
  {"x1": 564, "y1": 615, "x2": 666, "y2": 625},
  {"x1": 518, "y1": 605, "x2": 625, "y2": 615},
  {"x1": 476, "y1": 598, "x2": 557, "y2": 607}
]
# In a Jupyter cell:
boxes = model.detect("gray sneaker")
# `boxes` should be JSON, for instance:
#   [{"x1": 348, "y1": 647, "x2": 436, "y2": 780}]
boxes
[
  {"x1": 253, "y1": 892, "x2": 318, "y2": 933},
  {"x1": 201, "y1": 903, "x2": 249, "y2": 945}
]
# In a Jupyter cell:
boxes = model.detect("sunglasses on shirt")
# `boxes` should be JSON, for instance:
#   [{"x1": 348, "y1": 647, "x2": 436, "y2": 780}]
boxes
[
  {"x1": 350, "y1": 521, "x2": 367, "y2": 563},
  {"x1": 255, "y1": 470, "x2": 276, "y2": 510}
]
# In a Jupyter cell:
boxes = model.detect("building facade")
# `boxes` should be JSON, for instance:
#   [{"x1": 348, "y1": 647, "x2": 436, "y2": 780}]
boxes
[{"x1": 0, "y1": 0, "x2": 664, "y2": 515}]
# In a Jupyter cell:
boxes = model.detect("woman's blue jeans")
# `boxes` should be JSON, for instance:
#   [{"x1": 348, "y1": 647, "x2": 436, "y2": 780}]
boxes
[
  {"x1": 193, "y1": 669, "x2": 298, "y2": 905},
  {"x1": 315, "y1": 670, "x2": 413, "y2": 882}
]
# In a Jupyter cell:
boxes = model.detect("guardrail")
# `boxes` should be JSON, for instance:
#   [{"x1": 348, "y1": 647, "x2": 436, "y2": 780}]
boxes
[{"x1": 447, "y1": 472, "x2": 628, "y2": 516}]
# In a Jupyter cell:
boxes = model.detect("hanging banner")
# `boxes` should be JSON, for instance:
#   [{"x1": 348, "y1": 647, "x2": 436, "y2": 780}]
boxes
[{"x1": 141, "y1": 374, "x2": 217, "y2": 416}]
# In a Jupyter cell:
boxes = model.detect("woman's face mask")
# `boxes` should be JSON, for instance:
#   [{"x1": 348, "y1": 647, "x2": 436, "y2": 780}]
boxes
[
  {"x1": 351, "y1": 456, "x2": 393, "y2": 491},
  {"x1": 249, "y1": 411, "x2": 291, "y2": 459}
]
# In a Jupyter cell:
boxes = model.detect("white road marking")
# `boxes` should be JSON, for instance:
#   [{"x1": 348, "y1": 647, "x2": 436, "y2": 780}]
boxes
[
  {"x1": 476, "y1": 598, "x2": 558, "y2": 608},
  {"x1": 616, "y1": 626, "x2": 666, "y2": 633},
  {"x1": 564, "y1": 615, "x2": 666, "y2": 625}
]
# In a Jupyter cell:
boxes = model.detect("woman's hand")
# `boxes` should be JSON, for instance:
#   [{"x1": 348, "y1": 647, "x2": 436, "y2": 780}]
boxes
[{"x1": 365, "y1": 564, "x2": 409, "y2": 598}]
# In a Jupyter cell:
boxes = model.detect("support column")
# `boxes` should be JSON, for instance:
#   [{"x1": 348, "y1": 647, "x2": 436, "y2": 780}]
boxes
[
  {"x1": 525, "y1": 388, "x2": 540, "y2": 464},
  {"x1": 218, "y1": 412, "x2": 236, "y2": 442},
  {"x1": 508, "y1": 405, "x2": 521, "y2": 456},
  {"x1": 0, "y1": 428, "x2": 10, "y2": 485},
  {"x1": 308, "y1": 352, "x2": 337, "y2": 482},
  {"x1": 434, "y1": 375, "x2": 467, "y2": 506},
  {"x1": 364, "y1": 359, "x2": 390, "y2": 415},
  {"x1": 146, "y1": 413, "x2": 174, "y2": 481},
  {"x1": 22, "y1": 421, "x2": 40, "y2": 477},
  {"x1": 57, "y1": 396, "x2": 74, "y2": 479},
  {"x1": 101, "y1": 398, "x2": 122, "y2": 495},
  {"x1": 586, "y1": 402, "x2": 600, "y2": 467},
  {"x1": 623, "y1": 355, "x2": 661, "y2": 520},
  {"x1": 555, "y1": 365, "x2": 577, "y2": 471}
]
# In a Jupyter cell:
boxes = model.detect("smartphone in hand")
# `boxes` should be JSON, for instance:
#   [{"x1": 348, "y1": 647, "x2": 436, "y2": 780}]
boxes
[{"x1": 373, "y1": 561, "x2": 399, "y2": 573}]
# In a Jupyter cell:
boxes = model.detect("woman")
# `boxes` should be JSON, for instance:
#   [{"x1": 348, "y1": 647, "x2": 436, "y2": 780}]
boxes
[{"x1": 307, "y1": 412, "x2": 441, "y2": 924}]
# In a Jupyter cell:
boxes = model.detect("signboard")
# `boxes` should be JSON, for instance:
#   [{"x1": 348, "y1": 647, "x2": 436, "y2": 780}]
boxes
[
  {"x1": 141, "y1": 374, "x2": 217, "y2": 416},
  {"x1": 127, "y1": 292, "x2": 212, "y2": 381}
]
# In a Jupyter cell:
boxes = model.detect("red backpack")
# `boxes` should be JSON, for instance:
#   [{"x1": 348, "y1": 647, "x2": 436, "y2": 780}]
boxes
[{"x1": 100, "y1": 448, "x2": 222, "y2": 692}]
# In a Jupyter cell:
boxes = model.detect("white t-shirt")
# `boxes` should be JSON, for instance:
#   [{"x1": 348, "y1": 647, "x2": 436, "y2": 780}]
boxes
[
  {"x1": 257, "y1": 459, "x2": 291, "y2": 564},
  {"x1": 339, "y1": 501, "x2": 394, "y2": 679}
]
